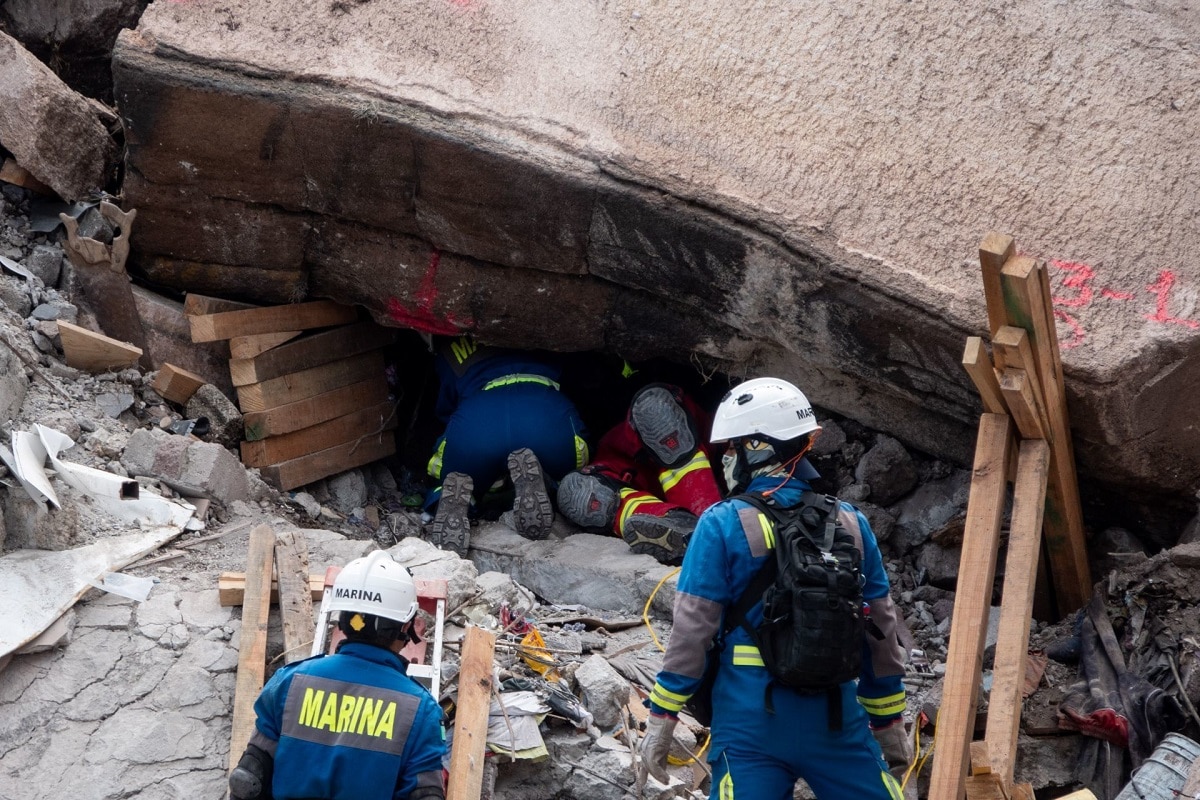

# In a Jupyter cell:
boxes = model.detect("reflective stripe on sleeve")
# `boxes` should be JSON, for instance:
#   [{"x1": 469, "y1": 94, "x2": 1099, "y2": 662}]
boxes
[
  {"x1": 658, "y1": 451, "x2": 714, "y2": 492},
  {"x1": 427, "y1": 440, "x2": 446, "y2": 480},
  {"x1": 649, "y1": 683, "x2": 689, "y2": 713},
  {"x1": 857, "y1": 691, "x2": 907, "y2": 717},
  {"x1": 574, "y1": 435, "x2": 590, "y2": 470}
]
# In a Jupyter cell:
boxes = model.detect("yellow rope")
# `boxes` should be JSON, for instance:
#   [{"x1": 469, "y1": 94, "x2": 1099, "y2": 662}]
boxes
[
  {"x1": 901, "y1": 711, "x2": 936, "y2": 791},
  {"x1": 668, "y1": 730, "x2": 711, "y2": 766},
  {"x1": 643, "y1": 567, "x2": 681, "y2": 652}
]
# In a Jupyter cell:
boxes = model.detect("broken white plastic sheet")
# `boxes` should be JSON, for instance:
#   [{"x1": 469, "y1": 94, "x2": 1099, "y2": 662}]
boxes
[
  {"x1": 0, "y1": 423, "x2": 197, "y2": 658},
  {"x1": 0, "y1": 528, "x2": 185, "y2": 657}
]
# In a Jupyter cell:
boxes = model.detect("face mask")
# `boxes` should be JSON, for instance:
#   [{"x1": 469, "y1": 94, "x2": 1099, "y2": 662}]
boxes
[{"x1": 722, "y1": 449, "x2": 744, "y2": 494}]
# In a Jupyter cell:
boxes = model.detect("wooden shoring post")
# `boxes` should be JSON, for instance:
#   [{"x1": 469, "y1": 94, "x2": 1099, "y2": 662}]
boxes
[
  {"x1": 979, "y1": 232, "x2": 1016, "y2": 337},
  {"x1": 274, "y1": 531, "x2": 315, "y2": 666},
  {"x1": 984, "y1": 439, "x2": 1051, "y2": 787},
  {"x1": 228, "y1": 524, "x2": 276, "y2": 773},
  {"x1": 998, "y1": 369, "x2": 1047, "y2": 441},
  {"x1": 928, "y1": 413, "x2": 1013, "y2": 800},
  {"x1": 992, "y1": 327, "x2": 1051, "y2": 438},
  {"x1": 962, "y1": 337, "x2": 1007, "y2": 415},
  {"x1": 447, "y1": 626, "x2": 498, "y2": 800},
  {"x1": 1000, "y1": 257, "x2": 1091, "y2": 613}
]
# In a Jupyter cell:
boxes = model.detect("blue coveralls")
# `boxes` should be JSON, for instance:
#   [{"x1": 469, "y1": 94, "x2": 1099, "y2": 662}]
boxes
[
  {"x1": 425, "y1": 335, "x2": 588, "y2": 509},
  {"x1": 249, "y1": 642, "x2": 446, "y2": 800},
  {"x1": 649, "y1": 474, "x2": 908, "y2": 800}
]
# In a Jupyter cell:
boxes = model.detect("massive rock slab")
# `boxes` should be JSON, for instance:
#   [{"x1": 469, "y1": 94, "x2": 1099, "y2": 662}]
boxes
[{"x1": 111, "y1": 1, "x2": 1200, "y2": 519}]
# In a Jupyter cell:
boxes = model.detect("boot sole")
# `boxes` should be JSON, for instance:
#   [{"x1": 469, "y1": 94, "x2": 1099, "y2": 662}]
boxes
[
  {"x1": 630, "y1": 386, "x2": 695, "y2": 467},
  {"x1": 430, "y1": 472, "x2": 472, "y2": 556},
  {"x1": 508, "y1": 448, "x2": 554, "y2": 540},
  {"x1": 623, "y1": 514, "x2": 691, "y2": 565},
  {"x1": 556, "y1": 470, "x2": 618, "y2": 529}
]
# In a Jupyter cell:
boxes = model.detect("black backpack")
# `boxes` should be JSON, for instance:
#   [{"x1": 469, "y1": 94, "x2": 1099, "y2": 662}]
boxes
[{"x1": 731, "y1": 490, "x2": 872, "y2": 729}]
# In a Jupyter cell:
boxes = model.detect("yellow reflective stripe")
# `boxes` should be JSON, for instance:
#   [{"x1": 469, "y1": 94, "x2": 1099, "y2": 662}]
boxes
[
  {"x1": 882, "y1": 769, "x2": 903, "y2": 800},
  {"x1": 719, "y1": 769, "x2": 734, "y2": 800},
  {"x1": 621, "y1": 360, "x2": 638, "y2": 379},
  {"x1": 617, "y1": 491, "x2": 657, "y2": 532},
  {"x1": 858, "y1": 691, "x2": 907, "y2": 717},
  {"x1": 649, "y1": 684, "x2": 688, "y2": 713},
  {"x1": 427, "y1": 440, "x2": 446, "y2": 479},
  {"x1": 658, "y1": 451, "x2": 713, "y2": 492},
  {"x1": 759, "y1": 512, "x2": 775, "y2": 549},
  {"x1": 574, "y1": 435, "x2": 589, "y2": 470},
  {"x1": 482, "y1": 373, "x2": 561, "y2": 391},
  {"x1": 731, "y1": 645, "x2": 764, "y2": 667}
]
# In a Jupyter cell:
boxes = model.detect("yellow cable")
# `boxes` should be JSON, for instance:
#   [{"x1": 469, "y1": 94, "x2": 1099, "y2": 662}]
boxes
[
  {"x1": 643, "y1": 567, "x2": 681, "y2": 652},
  {"x1": 668, "y1": 731, "x2": 711, "y2": 766},
  {"x1": 901, "y1": 710, "x2": 937, "y2": 791}
]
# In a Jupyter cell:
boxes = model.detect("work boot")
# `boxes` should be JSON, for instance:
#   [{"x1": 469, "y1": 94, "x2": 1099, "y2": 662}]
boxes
[
  {"x1": 507, "y1": 448, "x2": 554, "y2": 540},
  {"x1": 430, "y1": 472, "x2": 473, "y2": 557},
  {"x1": 629, "y1": 385, "x2": 695, "y2": 468},
  {"x1": 622, "y1": 508, "x2": 697, "y2": 565},
  {"x1": 556, "y1": 468, "x2": 623, "y2": 530}
]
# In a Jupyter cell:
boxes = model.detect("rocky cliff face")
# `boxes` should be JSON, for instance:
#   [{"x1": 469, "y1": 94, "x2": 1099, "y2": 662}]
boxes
[{"x1": 110, "y1": 0, "x2": 1200, "y2": 523}]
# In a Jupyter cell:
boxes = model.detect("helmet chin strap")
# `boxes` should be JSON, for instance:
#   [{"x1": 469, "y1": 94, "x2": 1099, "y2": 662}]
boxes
[{"x1": 760, "y1": 438, "x2": 816, "y2": 498}]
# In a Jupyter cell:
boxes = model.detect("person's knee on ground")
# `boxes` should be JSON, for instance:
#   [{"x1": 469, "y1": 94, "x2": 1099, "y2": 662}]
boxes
[
  {"x1": 507, "y1": 447, "x2": 554, "y2": 540},
  {"x1": 429, "y1": 472, "x2": 473, "y2": 557},
  {"x1": 628, "y1": 383, "x2": 700, "y2": 468}
]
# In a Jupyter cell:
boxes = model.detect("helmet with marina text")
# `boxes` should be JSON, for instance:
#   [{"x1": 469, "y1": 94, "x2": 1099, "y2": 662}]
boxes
[
  {"x1": 711, "y1": 377, "x2": 820, "y2": 444},
  {"x1": 327, "y1": 551, "x2": 419, "y2": 626}
]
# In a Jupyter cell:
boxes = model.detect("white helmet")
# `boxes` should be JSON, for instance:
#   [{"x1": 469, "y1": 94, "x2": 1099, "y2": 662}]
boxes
[
  {"x1": 711, "y1": 377, "x2": 820, "y2": 443},
  {"x1": 327, "y1": 551, "x2": 419, "y2": 625}
]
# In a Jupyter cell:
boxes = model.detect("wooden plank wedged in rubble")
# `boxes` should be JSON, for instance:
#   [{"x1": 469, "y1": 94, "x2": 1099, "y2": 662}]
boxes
[
  {"x1": 259, "y1": 431, "x2": 396, "y2": 492},
  {"x1": 189, "y1": 299, "x2": 358, "y2": 343},
  {"x1": 218, "y1": 573, "x2": 326, "y2": 607},
  {"x1": 183, "y1": 292, "x2": 258, "y2": 316},
  {"x1": 229, "y1": 320, "x2": 395, "y2": 387},
  {"x1": 984, "y1": 439, "x2": 1050, "y2": 788},
  {"x1": 928, "y1": 413, "x2": 1013, "y2": 800},
  {"x1": 151, "y1": 363, "x2": 207, "y2": 405},
  {"x1": 447, "y1": 627, "x2": 497, "y2": 800},
  {"x1": 57, "y1": 320, "x2": 143, "y2": 372},
  {"x1": 962, "y1": 337, "x2": 1007, "y2": 415},
  {"x1": 242, "y1": 377, "x2": 390, "y2": 441},
  {"x1": 240, "y1": 401, "x2": 398, "y2": 468},
  {"x1": 230, "y1": 331, "x2": 303, "y2": 360},
  {"x1": 228, "y1": 524, "x2": 275, "y2": 773},
  {"x1": 999, "y1": 256, "x2": 1091, "y2": 613},
  {"x1": 274, "y1": 531, "x2": 315, "y2": 666},
  {"x1": 236, "y1": 350, "x2": 386, "y2": 413}
]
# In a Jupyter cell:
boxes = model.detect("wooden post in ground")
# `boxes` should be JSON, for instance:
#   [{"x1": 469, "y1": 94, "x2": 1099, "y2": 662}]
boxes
[
  {"x1": 1000, "y1": 257, "x2": 1092, "y2": 613},
  {"x1": 273, "y1": 531, "x2": 315, "y2": 665},
  {"x1": 228, "y1": 524, "x2": 275, "y2": 772},
  {"x1": 447, "y1": 627, "x2": 497, "y2": 800},
  {"x1": 927, "y1": 413, "x2": 1013, "y2": 800},
  {"x1": 984, "y1": 439, "x2": 1050, "y2": 787}
]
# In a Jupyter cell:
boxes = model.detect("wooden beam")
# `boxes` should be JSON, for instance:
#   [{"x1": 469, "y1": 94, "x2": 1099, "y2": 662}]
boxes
[
  {"x1": 998, "y1": 369, "x2": 1047, "y2": 441},
  {"x1": 240, "y1": 400, "x2": 398, "y2": 468},
  {"x1": 228, "y1": 524, "x2": 275, "y2": 773},
  {"x1": 1001, "y1": 257, "x2": 1091, "y2": 614},
  {"x1": 969, "y1": 740, "x2": 992, "y2": 775},
  {"x1": 0, "y1": 158, "x2": 54, "y2": 195},
  {"x1": 229, "y1": 330, "x2": 303, "y2": 359},
  {"x1": 259, "y1": 430, "x2": 396, "y2": 492},
  {"x1": 230, "y1": 321, "x2": 395, "y2": 387},
  {"x1": 1054, "y1": 792, "x2": 1098, "y2": 800},
  {"x1": 183, "y1": 293, "x2": 258, "y2": 316},
  {"x1": 992, "y1": 326, "x2": 1051, "y2": 437},
  {"x1": 56, "y1": 320, "x2": 143, "y2": 372},
  {"x1": 979, "y1": 232, "x2": 1016, "y2": 337},
  {"x1": 274, "y1": 531, "x2": 315, "y2": 666},
  {"x1": 985, "y1": 439, "x2": 1050, "y2": 787},
  {"x1": 189, "y1": 300, "x2": 358, "y2": 343},
  {"x1": 928, "y1": 413, "x2": 1013, "y2": 800},
  {"x1": 446, "y1": 627, "x2": 497, "y2": 800},
  {"x1": 219, "y1": 573, "x2": 326, "y2": 607},
  {"x1": 964, "y1": 773, "x2": 1010, "y2": 800},
  {"x1": 243, "y1": 377, "x2": 389, "y2": 441},
  {"x1": 962, "y1": 337, "x2": 1007, "y2": 415},
  {"x1": 151, "y1": 363, "x2": 207, "y2": 405},
  {"x1": 236, "y1": 350, "x2": 385, "y2": 413}
]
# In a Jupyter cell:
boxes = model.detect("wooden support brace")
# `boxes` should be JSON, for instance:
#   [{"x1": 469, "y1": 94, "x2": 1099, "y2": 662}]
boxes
[
  {"x1": 236, "y1": 350, "x2": 386, "y2": 413},
  {"x1": 985, "y1": 439, "x2": 1050, "y2": 787},
  {"x1": 979, "y1": 232, "x2": 1016, "y2": 337},
  {"x1": 242, "y1": 377, "x2": 390, "y2": 441},
  {"x1": 189, "y1": 300, "x2": 357, "y2": 343},
  {"x1": 274, "y1": 531, "x2": 315, "y2": 666},
  {"x1": 992, "y1": 327, "x2": 1052, "y2": 438},
  {"x1": 183, "y1": 293, "x2": 258, "y2": 316},
  {"x1": 259, "y1": 430, "x2": 397, "y2": 492},
  {"x1": 228, "y1": 524, "x2": 275, "y2": 773},
  {"x1": 229, "y1": 320, "x2": 394, "y2": 387},
  {"x1": 230, "y1": 331, "x2": 303, "y2": 359},
  {"x1": 239, "y1": 401, "x2": 398, "y2": 468},
  {"x1": 446, "y1": 627, "x2": 497, "y2": 800},
  {"x1": 998, "y1": 369, "x2": 1047, "y2": 441},
  {"x1": 962, "y1": 337, "x2": 1007, "y2": 415},
  {"x1": 57, "y1": 320, "x2": 143, "y2": 373},
  {"x1": 1000, "y1": 257, "x2": 1091, "y2": 614},
  {"x1": 151, "y1": 363, "x2": 207, "y2": 406},
  {"x1": 928, "y1": 413, "x2": 1013, "y2": 800}
]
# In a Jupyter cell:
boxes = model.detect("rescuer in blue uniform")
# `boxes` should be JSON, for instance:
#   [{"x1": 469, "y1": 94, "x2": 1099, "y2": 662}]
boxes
[
  {"x1": 639, "y1": 377, "x2": 913, "y2": 800},
  {"x1": 424, "y1": 334, "x2": 589, "y2": 555},
  {"x1": 229, "y1": 552, "x2": 446, "y2": 800}
]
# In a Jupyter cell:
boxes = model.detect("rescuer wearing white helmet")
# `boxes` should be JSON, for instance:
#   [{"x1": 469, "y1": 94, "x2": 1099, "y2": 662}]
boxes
[
  {"x1": 639, "y1": 377, "x2": 913, "y2": 800},
  {"x1": 230, "y1": 551, "x2": 446, "y2": 800}
]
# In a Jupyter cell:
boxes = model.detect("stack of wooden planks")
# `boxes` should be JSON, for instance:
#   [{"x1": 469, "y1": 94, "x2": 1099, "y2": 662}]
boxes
[{"x1": 187, "y1": 295, "x2": 398, "y2": 491}]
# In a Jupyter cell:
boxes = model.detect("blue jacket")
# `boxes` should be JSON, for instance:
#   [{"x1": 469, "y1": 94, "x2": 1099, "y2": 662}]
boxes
[
  {"x1": 432, "y1": 335, "x2": 562, "y2": 422},
  {"x1": 649, "y1": 474, "x2": 907, "y2": 725},
  {"x1": 251, "y1": 642, "x2": 446, "y2": 800}
]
